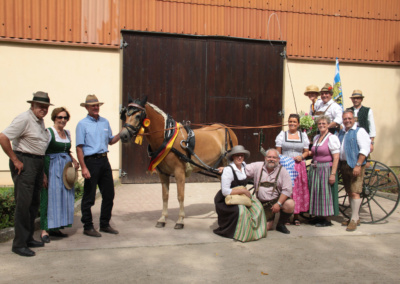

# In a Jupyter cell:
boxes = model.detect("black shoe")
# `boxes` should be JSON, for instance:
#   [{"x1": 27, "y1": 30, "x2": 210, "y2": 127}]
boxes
[
  {"x1": 27, "y1": 239, "x2": 44, "y2": 248},
  {"x1": 83, "y1": 228, "x2": 102, "y2": 237},
  {"x1": 12, "y1": 247, "x2": 35, "y2": 257},
  {"x1": 276, "y1": 224, "x2": 290, "y2": 234},
  {"x1": 49, "y1": 230, "x2": 68, "y2": 238},
  {"x1": 315, "y1": 220, "x2": 333, "y2": 227},
  {"x1": 41, "y1": 234, "x2": 51, "y2": 243},
  {"x1": 100, "y1": 226, "x2": 119, "y2": 234},
  {"x1": 308, "y1": 217, "x2": 324, "y2": 225}
]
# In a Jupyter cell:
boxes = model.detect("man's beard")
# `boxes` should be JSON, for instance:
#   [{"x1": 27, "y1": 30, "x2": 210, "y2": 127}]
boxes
[{"x1": 266, "y1": 161, "x2": 278, "y2": 169}]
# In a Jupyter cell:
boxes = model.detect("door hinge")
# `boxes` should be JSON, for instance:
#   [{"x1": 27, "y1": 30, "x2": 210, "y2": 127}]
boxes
[
  {"x1": 278, "y1": 110, "x2": 285, "y2": 117},
  {"x1": 119, "y1": 169, "x2": 127, "y2": 178},
  {"x1": 120, "y1": 39, "x2": 129, "y2": 49}
]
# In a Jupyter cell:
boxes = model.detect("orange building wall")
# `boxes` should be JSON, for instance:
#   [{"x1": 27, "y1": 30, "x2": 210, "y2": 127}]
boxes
[{"x1": 0, "y1": 0, "x2": 399, "y2": 64}]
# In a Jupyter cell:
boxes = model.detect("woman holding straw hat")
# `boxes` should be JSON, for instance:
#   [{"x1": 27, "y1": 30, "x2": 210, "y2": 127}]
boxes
[
  {"x1": 213, "y1": 145, "x2": 266, "y2": 242},
  {"x1": 40, "y1": 107, "x2": 79, "y2": 243}
]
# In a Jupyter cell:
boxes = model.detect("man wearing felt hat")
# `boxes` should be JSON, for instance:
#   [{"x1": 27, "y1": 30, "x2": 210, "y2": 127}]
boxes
[
  {"x1": 0, "y1": 91, "x2": 53, "y2": 257},
  {"x1": 76, "y1": 94, "x2": 121, "y2": 237},
  {"x1": 314, "y1": 83, "x2": 343, "y2": 133},
  {"x1": 348, "y1": 90, "x2": 376, "y2": 153}
]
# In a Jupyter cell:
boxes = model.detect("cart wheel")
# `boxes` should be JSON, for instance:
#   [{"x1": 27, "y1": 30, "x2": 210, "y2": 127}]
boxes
[{"x1": 339, "y1": 160, "x2": 400, "y2": 224}]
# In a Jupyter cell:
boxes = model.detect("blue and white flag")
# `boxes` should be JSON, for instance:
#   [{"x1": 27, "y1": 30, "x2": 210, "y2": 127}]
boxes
[{"x1": 333, "y1": 57, "x2": 343, "y2": 109}]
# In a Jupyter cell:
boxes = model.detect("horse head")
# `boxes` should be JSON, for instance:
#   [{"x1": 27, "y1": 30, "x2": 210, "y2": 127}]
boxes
[{"x1": 120, "y1": 96, "x2": 148, "y2": 143}]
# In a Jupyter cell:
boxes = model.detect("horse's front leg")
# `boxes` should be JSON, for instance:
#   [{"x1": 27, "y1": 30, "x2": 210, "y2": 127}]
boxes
[
  {"x1": 174, "y1": 168, "x2": 186, "y2": 229},
  {"x1": 156, "y1": 173, "x2": 170, "y2": 228}
]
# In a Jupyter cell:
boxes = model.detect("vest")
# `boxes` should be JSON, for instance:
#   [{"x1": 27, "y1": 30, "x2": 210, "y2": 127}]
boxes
[
  {"x1": 338, "y1": 127, "x2": 366, "y2": 168},
  {"x1": 351, "y1": 106, "x2": 370, "y2": 134}
]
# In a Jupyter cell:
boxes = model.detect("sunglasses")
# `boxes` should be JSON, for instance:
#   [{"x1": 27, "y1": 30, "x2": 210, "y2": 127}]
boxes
[{"x1": 56, "y1": 116, "x2": 69, "y2": 120}]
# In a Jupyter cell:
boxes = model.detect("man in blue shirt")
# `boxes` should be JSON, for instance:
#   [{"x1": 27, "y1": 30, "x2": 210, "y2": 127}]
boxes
[{"x1": 76, "y1": 95, "x2": 121, "y2": 237}]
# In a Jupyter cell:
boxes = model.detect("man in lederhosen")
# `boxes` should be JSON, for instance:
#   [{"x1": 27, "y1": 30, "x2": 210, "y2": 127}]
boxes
[
  {"x1": 338, "y1": 110, "x2": 370, "y2": 231},
  {"x1": 0, "y1": 91, "x2": 52, "y2": 257},
  {"x1": 348, "y1": 90, "x2": 376, "y2": 153},
  {"x1": 246, "y1": 149, "x2": 294, "y2": 234},
  {"x1": 314, "y1": 83, "x2": 343, "y2": 133}
]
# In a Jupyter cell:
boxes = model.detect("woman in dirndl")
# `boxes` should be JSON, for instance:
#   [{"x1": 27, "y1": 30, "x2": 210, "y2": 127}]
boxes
[
  {"x1": 276, "y1": 113, "x2": 310, "y2": 226},
  {"x1": 213, "y1": 145, "x2": 266, "y2": 242},
  {"x1": 308, "y1": 115, "x2": 340, "y2": 227},
  {"x1": 40, "y1": 107, "x2": 79, "y2": 243}
]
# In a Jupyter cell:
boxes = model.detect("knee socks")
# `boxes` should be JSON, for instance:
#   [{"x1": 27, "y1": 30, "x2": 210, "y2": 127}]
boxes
[{"x1": 350, "y1": 198, "x2": 362, "y2": 221}]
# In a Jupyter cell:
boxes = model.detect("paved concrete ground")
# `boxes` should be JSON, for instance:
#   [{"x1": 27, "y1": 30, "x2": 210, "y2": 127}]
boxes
[{"x1": 1, "y1": 182, "x2": 399, "y2": 283}]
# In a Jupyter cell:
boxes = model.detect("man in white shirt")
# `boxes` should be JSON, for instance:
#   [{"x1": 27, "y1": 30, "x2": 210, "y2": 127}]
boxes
[
  {"x1": 338, "y1": 110, "x2": 371, "y2": 232},
  {"x1": 348, "y1": 90, "x2": 376, "y2": 153},
  {"x1": 315, "y1": 83, "x2": 343, "y2": 133}
]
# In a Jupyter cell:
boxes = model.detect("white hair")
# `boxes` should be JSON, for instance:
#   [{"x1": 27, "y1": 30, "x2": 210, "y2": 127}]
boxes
[{"x1": 265, "y1": 148, "x2": 280, "y2": 158}]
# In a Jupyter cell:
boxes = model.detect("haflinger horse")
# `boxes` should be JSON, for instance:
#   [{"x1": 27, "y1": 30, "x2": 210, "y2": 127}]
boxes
[{"x1": 120, "y1": 97, "x2": 238, "y2": 229}]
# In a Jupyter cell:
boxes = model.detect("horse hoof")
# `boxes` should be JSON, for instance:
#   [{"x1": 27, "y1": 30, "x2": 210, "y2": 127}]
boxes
[
  {"x1": 155, "y1": 222, "x2": 166, "y2": 228},
  {"x1": 174, "y1": 224, "x2": 184, "y2": 229}
]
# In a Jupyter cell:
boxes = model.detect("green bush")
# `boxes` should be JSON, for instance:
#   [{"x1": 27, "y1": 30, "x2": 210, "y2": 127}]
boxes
[
  {"x1": 0, "y1": 188, "x2": 15, "y2": 230},
  {"x1": 0, "y1": 181, "x2": 85, "y2": 230},
  {"x1": 74, "y1": 179, "x2": 85, "y2": 201}
]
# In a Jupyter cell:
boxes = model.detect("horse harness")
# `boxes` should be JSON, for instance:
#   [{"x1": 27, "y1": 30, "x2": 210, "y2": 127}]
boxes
[
  {"x1": 120, "y1": 102, "x2": 147, "y2": 138},
  {"x1": 171, "y1": 122, "x2": 234, "y2": 178}
]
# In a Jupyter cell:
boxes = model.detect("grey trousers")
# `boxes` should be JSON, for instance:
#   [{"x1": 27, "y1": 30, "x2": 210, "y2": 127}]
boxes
[{"x1": 10, "y1": 153, "x2": 43, "y2": 248}]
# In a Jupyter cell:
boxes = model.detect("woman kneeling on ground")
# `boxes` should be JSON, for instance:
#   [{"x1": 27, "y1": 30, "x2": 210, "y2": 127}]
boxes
[{"x1": 213, "y1": 145, "x2": 266, "y2": 242}]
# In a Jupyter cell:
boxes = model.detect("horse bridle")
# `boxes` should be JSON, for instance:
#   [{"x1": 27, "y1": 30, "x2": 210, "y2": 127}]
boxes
[{"x1": 120, "y1": 103, "x2": 147, "y2": 138}]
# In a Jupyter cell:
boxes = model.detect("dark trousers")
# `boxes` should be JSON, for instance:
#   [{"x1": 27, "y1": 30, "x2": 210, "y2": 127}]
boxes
[
  {"x1": 81, "y1": 156, "x2": 115, "y2": 230},
  {"x1": 10, "y1": 153, "x2": 43, "y2": 248}
]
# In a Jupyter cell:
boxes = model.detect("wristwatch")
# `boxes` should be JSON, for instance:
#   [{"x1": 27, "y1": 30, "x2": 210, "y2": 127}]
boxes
[
  {"x1": 356, "y1": 162, "x2": 361, "y2": 166},
  {"x1": 277, "y1": 201, "x2": 283, "y2": 207}
]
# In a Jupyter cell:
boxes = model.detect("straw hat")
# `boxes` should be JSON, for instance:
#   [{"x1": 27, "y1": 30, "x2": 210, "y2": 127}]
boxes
[
  {"x1": 63, "y1": 162, "x2": 77, "y2": 190},
  {"x1": 226, "y1": 145, "x2": 250, "y2": 161},
  {"x1": 27, "y1": 91, "x2": 54, "y2": 105},
  {"x1": 80, "y1": 94, "x2": 104, "y2": 107},
  {"x1": 350, "y1": 89, "x2": 364, "y2": 98},
  {"x1": 320, "y1": 83, "x2": 333, "y2": 94},
  {"x1": 303, "y1": 85, "x2": 320, "y2": 96}
]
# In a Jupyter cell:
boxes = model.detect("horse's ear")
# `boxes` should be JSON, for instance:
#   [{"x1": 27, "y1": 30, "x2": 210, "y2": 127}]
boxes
[
  {"x1": 128, "y1": 96, "x2": 134, "y2": 104},
  {"x1": 140, "y1": 96, "x2": 148, "y2": 107}
]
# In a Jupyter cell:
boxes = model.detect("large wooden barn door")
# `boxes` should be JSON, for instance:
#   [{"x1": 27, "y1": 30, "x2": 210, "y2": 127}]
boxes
[{"x1": 121, "y1": 31, "x2": 285, "y2": 183}]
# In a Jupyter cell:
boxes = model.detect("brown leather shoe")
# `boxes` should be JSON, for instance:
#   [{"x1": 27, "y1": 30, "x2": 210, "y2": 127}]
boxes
[
  {"x1": 346, "y1": 220, "x2": 358, "y2": 231},
  {"x1": 100, "y1": 226, "x2": 119, "y2": 234},
  {"x1": 83, "y1": 228, "x2": 102, "y2": 237},
  {"x1": 342, "y1": 219, "x2": 360, "y2": 226}
]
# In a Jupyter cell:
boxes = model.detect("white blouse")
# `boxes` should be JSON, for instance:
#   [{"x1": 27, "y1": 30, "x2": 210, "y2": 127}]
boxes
[{"x1": 221, "y1": 162, "x2": 247, "y2": 197}]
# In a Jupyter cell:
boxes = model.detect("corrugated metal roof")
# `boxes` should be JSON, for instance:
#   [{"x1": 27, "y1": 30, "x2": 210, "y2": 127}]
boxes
[{"x1": 0, "y1": 0, "x2": 399, "y2": 64}]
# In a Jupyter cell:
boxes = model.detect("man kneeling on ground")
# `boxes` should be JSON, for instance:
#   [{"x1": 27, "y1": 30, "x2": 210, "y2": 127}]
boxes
[{"x1": 246, "y1": 149, "x2": 295, "y2": 234}]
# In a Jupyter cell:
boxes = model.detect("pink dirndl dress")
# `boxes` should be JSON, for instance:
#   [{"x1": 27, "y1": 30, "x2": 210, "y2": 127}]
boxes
[{"x1": 275, "y1": 131, "x2": 310, "y2": 214}]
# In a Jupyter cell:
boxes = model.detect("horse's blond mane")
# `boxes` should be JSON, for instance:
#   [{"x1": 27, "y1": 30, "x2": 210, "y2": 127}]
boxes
[{"x1": 147, "y1": 102, "x2": 168, "y2": 132}]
